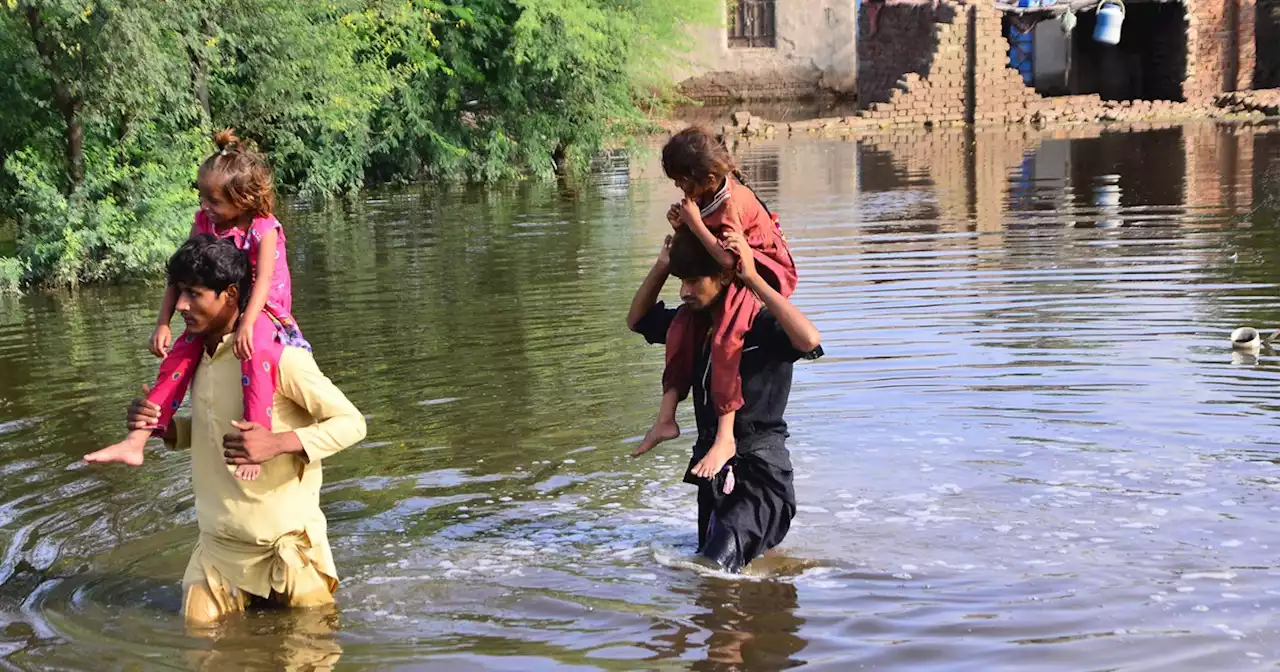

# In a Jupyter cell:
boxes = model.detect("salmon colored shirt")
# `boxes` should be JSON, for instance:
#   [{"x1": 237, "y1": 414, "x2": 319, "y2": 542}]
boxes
[{"x1": 169, "y1": 333, "x2": 366, "y2": 598}]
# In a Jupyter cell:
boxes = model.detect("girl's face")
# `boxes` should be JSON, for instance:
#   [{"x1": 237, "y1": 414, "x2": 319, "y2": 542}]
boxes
[
  {"x1": 673, "y1": 173, "x2": 720, "y2": 200},
  {"x1": 197, "y1": 173, "x2": 246, "y2": 227}
]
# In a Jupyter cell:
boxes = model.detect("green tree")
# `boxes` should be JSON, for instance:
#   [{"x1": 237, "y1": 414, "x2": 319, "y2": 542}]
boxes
[
  {"x1": 1, "y1": 0, "x2": 201, "y2": 287},
  {"x1": 0, "y1": 0, "x2": 718, "y2": 289},
  {"x1": 197, "y1": 0, "x2": 390, "y2": 195}
]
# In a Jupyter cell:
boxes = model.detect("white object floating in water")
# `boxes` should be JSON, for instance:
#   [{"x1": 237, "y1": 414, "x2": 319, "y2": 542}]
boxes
[
  {"x1": 417, "y1": 397, "x2": 459, "y2": 406},
  {"x1": 1231, "y1": 327, "x2": 1261, "y2": 352}
]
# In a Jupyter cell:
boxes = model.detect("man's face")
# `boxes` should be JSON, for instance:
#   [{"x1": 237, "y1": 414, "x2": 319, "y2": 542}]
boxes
[
  {"x1": 678, "y1": 274, "x2": 727, "y2": 312},
  {"x1": 174, "y1": 282, "x2": 239, "y2": 336}
]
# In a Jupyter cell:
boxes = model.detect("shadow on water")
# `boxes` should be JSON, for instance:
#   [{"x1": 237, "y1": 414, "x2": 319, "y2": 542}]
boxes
[{"x1": 0, "y1": 121, "x2": 1279, "y2": 668}]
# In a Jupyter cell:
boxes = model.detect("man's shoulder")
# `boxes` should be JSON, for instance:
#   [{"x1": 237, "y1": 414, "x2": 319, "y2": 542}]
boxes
[
  {"x1": 634, "y1": 301, "x2": 679, "y2": 345},
  {"x1": 748, "y1": 308, "x2": 781, "y2": 338},
  {"x1": 748, "y1": 308, "x2": 823, "y2": 362},
  {"x1": 278, "y1": 345, "x2": 319, "y2": 373}
]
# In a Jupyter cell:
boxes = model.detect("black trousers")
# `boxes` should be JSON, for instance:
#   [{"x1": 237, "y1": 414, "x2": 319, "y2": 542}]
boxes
[{"x1": 686, "y1": 448, "x2": 796, "y2": 573}]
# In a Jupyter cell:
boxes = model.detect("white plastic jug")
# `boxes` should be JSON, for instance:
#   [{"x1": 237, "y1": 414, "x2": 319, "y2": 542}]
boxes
[{"x1": 1093, "y1": 0, "x2": 1124, "y2": 45}]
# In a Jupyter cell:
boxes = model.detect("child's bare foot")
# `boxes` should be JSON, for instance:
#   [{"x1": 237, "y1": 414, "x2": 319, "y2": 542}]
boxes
[
  {"x1": 84, "y1": 430, "x2": 149, "y2": 466},
  {"x1": 633, "y1": 419, "x2": 680, "y2": 457},
  {"x1": 691, "y1": 435, "x2": 736, "y2": 480},
  {"x1": 233, "y1": 464, "x2": 261, "y2": 481}
]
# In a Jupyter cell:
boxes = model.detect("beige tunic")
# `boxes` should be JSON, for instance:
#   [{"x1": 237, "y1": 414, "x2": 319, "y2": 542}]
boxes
[{"x1": 170, "y1": 335, "x2": 366, "y2": 598}]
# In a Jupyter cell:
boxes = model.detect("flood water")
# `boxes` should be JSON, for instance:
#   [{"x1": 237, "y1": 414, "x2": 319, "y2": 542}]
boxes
[{"x1": 1, "y1": 123, "x2": 1280, "y2": 670}]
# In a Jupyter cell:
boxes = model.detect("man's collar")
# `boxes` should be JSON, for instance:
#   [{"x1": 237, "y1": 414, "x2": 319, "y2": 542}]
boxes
[{"x1": 203, "y1": 330, "x2": 236, "y2": 358}]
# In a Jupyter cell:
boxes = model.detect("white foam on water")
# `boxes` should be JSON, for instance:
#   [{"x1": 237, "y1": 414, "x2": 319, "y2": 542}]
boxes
[{"x1": 417, "y1": 397, "x2": 459, "y2": 406}]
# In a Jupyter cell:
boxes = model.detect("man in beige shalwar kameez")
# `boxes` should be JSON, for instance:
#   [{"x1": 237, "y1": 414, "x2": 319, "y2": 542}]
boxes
[{"x1": 93, "y1": 235, "x2": 366, "y2": 625}]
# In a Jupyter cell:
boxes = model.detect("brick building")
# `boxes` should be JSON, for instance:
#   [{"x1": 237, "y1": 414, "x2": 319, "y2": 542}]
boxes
[
  {"x1": 856, "y1": 0, "x2": 1280, "y2": 126},
  {"x1": 677, "y1": 0, "x2": 1279, "y2": 125}
]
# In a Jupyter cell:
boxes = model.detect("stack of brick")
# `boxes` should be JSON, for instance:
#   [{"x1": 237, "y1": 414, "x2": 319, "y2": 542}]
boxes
[
  {"x1": 971, "y1": 3, "x2": 1038, "y2": 124},
  {"x1": 859, "y1": 1, "x2": 972, "y2": 125},
  {"x1": 857, "y1": 0, "x2": 1074, "y2": 126},
  {"x1": 856, "y1": 1, "x2": 1052, "y2": 125},
  {"x1": 1217, "y1": 89, "x2": 1280, "y2": 116},
  {"x1": 856, "y1": 3, "x2": 940, "y2": 107}
]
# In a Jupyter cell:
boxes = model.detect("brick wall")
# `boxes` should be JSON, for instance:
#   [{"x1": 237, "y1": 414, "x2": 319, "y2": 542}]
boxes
[
  {"x1": 1185, "y1": 0, "x2": 1258, "y2": 102},
  {"x1": 859, "y1": 1, "x2": 1078, "y2": 126},
  {"x1": 847, "y1": 0, "x2": 1268, "y2": 130},
  {"x1": 856, "y1": 3, "x2": 939, "y2": 105},
  {"x1": 718, "y1": 0, "x2": 1273, "y2": 136}
]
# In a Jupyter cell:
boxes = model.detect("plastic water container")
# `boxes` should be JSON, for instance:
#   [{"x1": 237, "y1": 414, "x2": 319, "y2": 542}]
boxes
[
  {"x1": 1093, "y1": 0, "x2": 1124, "y2": 45},
  {"x1": 1008, "y1": 23, "x2": 1034, "y2": 85}
]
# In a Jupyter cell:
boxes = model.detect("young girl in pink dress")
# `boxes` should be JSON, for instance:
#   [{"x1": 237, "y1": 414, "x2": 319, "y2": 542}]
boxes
[{"x1": 85, "y1": 130, "x2": 305, "y2": 481}]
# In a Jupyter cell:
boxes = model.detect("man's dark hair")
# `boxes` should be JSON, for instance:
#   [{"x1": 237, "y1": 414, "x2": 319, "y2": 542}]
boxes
[
  {"x1": 167, "y1": 234, "x2": 251, "y2": 310},
  {"x1": 668, "y1": 227, "x2": 725, "y2": 280}
]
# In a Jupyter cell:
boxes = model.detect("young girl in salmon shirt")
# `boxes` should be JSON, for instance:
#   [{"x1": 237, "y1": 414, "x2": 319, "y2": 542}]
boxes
[
  {"x1": 636, "y1": 127, "x2": 798, "y2": 481},
  {"x1": 86, "y1": 130, "x2": 306, "y2": 481}
]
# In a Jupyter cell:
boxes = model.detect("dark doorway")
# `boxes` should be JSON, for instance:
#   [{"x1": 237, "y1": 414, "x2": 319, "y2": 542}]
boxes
[
  {"x1": 1069, "y1": 2, "x2": 1187, "y2": 101},
  {"x1": 1258, "y1": 0, "x2": 1280, "y2": 88}
]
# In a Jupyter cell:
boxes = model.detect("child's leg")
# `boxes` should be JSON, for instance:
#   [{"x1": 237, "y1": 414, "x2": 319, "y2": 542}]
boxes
[
  {"x1": 709, "y1": 284, "x2": 754, "y2": 417},
  {"x1": 636, "y1": 308, "x2": 698, "y2": 456},
  {"x1": 233, "y1": 314, "x2": 285, "y2": 481},
  {"x1": 635, "y1": 388, "x2": 681, "y2": 457},
  {"x1": 692, "y1": 411, "x2": 737, "y2": 479},
  {"x1": 84, "y1": 331, "x2": 203, "y2": 465},
  {"x1": 660, "y1": 306, "x2": 696, "y2": 402},
  {"x1": 691, "y1": 286, "x2": 756, "y2": 478}
]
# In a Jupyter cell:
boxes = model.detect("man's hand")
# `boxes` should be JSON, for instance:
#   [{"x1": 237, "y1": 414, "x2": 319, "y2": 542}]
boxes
[
  {"x1": 126, "y1": 384, "x2": 161, "y2": 431},
  {"x1": 722, "y1": 231, "x2": 758, "y2": 283},
  {"x1": 223, "y1": 420, "x2": 283, "y2": 465},
  {"x1": 656, "y1": 234, "x2": 673, "y2": 270}
]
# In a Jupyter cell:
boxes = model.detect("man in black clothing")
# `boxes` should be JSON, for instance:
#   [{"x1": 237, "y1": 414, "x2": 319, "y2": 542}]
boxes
[{"x1": 627, "y1": 228, "x2": 823, "y2": 573}]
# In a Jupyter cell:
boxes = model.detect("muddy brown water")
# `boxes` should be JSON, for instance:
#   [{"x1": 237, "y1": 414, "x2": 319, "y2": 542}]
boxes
[{"x1": 0, "y1": 123, "x2": 1279, "y2": 669}]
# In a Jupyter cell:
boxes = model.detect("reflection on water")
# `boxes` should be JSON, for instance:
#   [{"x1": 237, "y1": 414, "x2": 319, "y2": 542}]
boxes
[{"x1": 0, "y1": 122, "x2": 1279, "y2": 669}]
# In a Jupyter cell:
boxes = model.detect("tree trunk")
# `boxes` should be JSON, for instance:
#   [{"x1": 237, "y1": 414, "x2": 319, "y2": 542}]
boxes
[
  {"x1": 65, "y1": 106, "x2": 84, "y2": 191},
  {"x1": 24, "y1": 4, "x2": 85, "y2": 194},
  {"x1": 188, "y1": 15, "x2": 215, "y2": 124},
  {"x1": 188, "y1": 43, "x2": 212, "y2": 124}
]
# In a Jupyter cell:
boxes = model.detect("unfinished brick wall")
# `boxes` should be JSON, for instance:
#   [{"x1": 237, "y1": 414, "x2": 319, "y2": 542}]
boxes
[
  {"x1": 858, "y1": 1, "x2": 1105, "y2": 125},
  {"x1": 858, "y1": 2, "x2": 971, "y2": 124},
  {"x1": 856, "y1": 4, "x2": 939, "y2": 105},
  {"x1": 845, "y1": 0, "x2": 1269, "y2": 130},
  {"x1": 1185, "y1": 0, "x2": 1258, "y2": 102}
]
